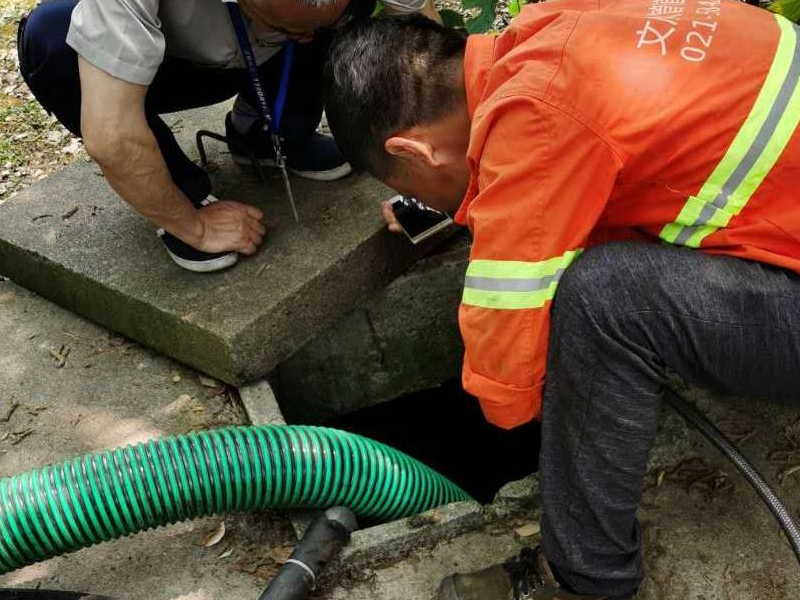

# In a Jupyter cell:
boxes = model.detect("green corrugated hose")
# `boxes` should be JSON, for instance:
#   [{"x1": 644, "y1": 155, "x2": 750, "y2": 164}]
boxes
[{"x1": 0, "y1": 425, "x2": 471, "y2": 574}]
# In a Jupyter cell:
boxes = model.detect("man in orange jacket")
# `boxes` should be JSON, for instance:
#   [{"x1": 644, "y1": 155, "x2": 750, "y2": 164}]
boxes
[{"x1": 325, "y1": 1, "x2": 800, "y2": 598}]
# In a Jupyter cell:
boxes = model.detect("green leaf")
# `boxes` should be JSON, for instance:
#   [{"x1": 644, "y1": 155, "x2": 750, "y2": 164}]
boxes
[
  {"x1": 462, "y1": 0, "x2": 499, "y2": 33},
  {"x1": 440, "y1": 9, "x2": 467, "y2": 30},
  {"x1": 508, "y1": 0, "x2": 522, "y2": 17},
  {"x1": 769, "y1": 0, "x2": 800, "y2": 22}
]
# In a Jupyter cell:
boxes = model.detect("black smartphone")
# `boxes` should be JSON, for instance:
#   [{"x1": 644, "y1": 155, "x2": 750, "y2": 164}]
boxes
[{"x1": 389, "y1": 195, "x2": 453, "y2": 244}]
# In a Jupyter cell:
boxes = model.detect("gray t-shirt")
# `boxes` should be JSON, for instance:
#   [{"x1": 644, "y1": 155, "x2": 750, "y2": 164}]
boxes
[{"x1": 66, "y1": 0, "x2": 425, "y2": 86}]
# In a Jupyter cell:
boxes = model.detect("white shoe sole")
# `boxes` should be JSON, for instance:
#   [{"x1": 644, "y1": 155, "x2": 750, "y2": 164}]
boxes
[
  {"x1": 163, "y1": 247, "x2": 239, "y2": 273},
  {"x1": 232, "y1": 154, "x2": 353, "y2": 181},
  {"x1": 157, "y1": 196, "x2": 238, "y2": 273}
]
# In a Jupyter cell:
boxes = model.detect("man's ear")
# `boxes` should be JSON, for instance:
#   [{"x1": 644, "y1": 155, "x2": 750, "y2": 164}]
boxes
[{"x1": 385, "y1": 136, "x2": 438, "y2": 168}]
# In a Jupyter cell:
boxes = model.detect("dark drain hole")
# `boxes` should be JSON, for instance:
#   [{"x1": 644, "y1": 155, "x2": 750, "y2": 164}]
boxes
[{"x1": 324, "y1": 378, "x2": 540, "y2": 505}]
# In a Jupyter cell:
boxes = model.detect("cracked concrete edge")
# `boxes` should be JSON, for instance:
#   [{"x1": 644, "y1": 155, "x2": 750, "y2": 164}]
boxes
[
  {"x1": 326, "y1": 475, "x2": 542, "y2": 579},
  {"x1": 237, "y1": 378, "x2": 287, "y2": 426},
  {"x1": 0, "y1": 238, "x2": 237, "y2": 383},
  {"x1": 325, "y1": 500, "x2": 486, "y2": 581}
]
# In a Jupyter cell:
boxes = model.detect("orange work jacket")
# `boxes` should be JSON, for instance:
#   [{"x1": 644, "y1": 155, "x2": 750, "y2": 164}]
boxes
[{"x1": 456, "y1": 0, "x2": 800, "y2": 428}]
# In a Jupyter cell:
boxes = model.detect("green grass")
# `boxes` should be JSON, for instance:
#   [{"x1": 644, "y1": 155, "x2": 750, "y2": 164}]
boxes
[
  {"x1": 0, "y1": 0, "x2": 81, "y2": 200},
  {"x1": 0, "y1": 100, "x2": 56, "y2": 166}
]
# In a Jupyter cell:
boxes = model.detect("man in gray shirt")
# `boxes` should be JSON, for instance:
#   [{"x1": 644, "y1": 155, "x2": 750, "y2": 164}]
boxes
[{"x1": 17, "y1": 0, "x2": 437, "y2": 272}]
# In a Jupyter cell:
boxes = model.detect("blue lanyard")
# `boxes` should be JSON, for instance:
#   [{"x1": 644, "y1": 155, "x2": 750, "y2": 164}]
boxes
[
  {"x1": 224, "y1": 0, "x2": 299, "y2": 221},
  {"x1": 274, "y1": 40, "x2": 295, "y2": 131}
]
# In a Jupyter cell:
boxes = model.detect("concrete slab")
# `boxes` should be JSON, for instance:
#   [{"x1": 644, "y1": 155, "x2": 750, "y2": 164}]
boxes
[
  {"x1": 0, "y1": 102, "x2": 439, "y2": 386},
  {"x1": 276, "y1": 235, "x2": 468, "y2": 422},
  {"x1": 336, "y1": 501, "x2": 484, "y2": 573}
]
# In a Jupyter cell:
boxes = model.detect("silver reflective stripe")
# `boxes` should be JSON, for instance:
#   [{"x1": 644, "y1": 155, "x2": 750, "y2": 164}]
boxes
[
  {"x1": 672, "y1": 33, "x2": 800, "y2": 246},
  {"x1": 464, "y1": 269, "x2": 567, "y2": 293},
  {"x1": 462, "y1": 250, "x2": 583, "y2": 310}
]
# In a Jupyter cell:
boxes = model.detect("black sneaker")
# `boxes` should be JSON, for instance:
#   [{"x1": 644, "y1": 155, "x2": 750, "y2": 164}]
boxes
[
  {"x1": 157, "y1": 195, "x2": 238, "y2": 273},
  {"x1": 225, "y1": 112, "x2": 352, "y2": 181}
]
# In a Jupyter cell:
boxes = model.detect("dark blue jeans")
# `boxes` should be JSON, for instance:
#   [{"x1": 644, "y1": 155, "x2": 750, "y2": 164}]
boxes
[
  {"x1": 539, "y1": 241, "x2": 800, "y2": 598},
  {"x1": 17, "y1": 0, "x2": 327, "y2": 202}
]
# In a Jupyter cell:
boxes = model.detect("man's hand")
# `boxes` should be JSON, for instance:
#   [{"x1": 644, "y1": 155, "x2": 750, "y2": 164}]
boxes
[
  {"x1": 190, "y1": 201, "x2": 266, "y2": 256},
  {"x1": 381, "y1": 200, "x2": 403, "y2": 234},
  {"x1": 78, "y1": 57, "x2": 269, "y2": 256}
]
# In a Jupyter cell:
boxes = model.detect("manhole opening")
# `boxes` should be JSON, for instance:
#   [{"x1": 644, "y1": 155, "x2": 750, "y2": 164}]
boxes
[{"x1": 322, "y1": 378, "x2": 540, "y2": 504}]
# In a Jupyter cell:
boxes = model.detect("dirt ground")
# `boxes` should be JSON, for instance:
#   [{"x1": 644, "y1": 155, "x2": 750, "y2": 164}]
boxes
[{"x1": 0, "y1": 0, "x2": 88, "y2": 206}]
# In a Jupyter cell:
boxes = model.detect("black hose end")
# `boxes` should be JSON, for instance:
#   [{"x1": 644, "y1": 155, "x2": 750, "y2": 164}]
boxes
[
  {"x1": 324, "y1": 506, "x2": 358, "y2": 536},
  {"x1": 258, "y1": 507, "x2": 358, "y2": 600}
]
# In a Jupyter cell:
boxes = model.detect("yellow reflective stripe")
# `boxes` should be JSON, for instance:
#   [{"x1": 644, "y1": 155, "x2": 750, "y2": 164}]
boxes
[
  {"x1": 661, "y1": 14, "x2": 800, "y2": 247},
  {"x1": 466, "y1": 251, "x2": 582, "y2": 279},
  {"x1": 462, "y1": 249, "x2": 582, "y2": 310},
  {"x1": 462, "y1": 285, "x2": 558, "y2": 310},
  {"x1": 737, "y1": 40, "x2": 800, "y2": 199},
  {"x1": 702, "y1": 16, "x2": 794, "y2": 196}
]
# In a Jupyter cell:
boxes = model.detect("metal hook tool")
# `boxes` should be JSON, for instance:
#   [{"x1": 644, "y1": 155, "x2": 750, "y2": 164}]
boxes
[{"x1": 225, "y1": 0, "x2": 300, "y2": 223}]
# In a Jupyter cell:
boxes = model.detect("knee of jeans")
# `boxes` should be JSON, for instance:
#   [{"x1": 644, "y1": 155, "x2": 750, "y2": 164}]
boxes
[
  {"x1": 557, "y1": 244, "x2": 622, "y2": 306},
  {"x1": 555, "y1": 241, "x2": 662, "y2": 322}
]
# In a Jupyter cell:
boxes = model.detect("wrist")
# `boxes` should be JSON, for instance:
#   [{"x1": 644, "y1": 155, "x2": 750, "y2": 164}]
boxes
[
  {"x1": 147, "y1": 194, "x2": 204, "y2": 247},
  {"x1": 168, "y1": 209, "x2": 205, "y2": 247}
]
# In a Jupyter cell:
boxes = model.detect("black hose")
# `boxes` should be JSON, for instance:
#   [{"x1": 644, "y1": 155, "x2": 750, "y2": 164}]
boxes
[
  {"x1": 258, "y1": 507, "x2": 358, "y2": 600},
  {"x1": 663, "y1": 388, "x2": 800, "y2": 564}
]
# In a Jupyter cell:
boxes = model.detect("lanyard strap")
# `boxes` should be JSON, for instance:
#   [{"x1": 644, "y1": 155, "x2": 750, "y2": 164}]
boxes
[
  {"x1": 223, "y1": 0, "x2": 300, "y2": 222},
  {"x1": 274, "y1": 40, "x2": 295, "y2": 132},
  {"x1": 223, "y1": 0, "x2": 293, "y2": 135}
]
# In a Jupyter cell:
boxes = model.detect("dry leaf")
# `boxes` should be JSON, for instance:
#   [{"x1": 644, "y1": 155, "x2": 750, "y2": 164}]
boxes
[
  {"x1": 61, "y1": 138, "x2": 82, "y2": 155},
  {"x1": 200, "y1": 521, "x2": 226, "y2": 547},
  {"x1": 217, "y1": 548, "x2": 233, "y2": 559},
  {"x1": 1, "y1": 401, "x2": 19, "y2": 422},
  {"x1": 199, "y1": 376, "x2": 218, "y2": 388},
  {"x1": 268, "y1": 545, "x2": 294, "y2": 564},
  {"x1": 61, "y1": 207, "x2": 78, "y2": 220},
  {"x1": 10, "y1": 429, "x2": 34, "y2": 445},
  {"x1": 514, "y1": 522, "x2": 541, "y2": 538},
  {"x1": 49, "y1": 345, "x2": 71, "y2": 368}
]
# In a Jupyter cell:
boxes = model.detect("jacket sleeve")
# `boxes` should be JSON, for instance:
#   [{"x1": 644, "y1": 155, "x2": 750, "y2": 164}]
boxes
[
  {"x1": 459, "y1": 95, "x2": 622, "y2": 429},
  {"x1": 66, "y1": 0, "x2": 164, "y2": 86}
]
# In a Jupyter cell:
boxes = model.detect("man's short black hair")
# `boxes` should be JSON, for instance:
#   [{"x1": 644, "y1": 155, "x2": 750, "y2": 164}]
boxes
[{"x1": 323, "y1": 15, "x2": 467, "y2": 179}]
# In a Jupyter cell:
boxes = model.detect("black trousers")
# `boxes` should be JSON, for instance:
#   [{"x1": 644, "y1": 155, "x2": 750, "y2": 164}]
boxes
[
  {"x1": 539, "y1": 241, "x2": 800, "y2": 598},
  {"x1": 17, "y1": 0, "x2": 327, "y2": 202}
]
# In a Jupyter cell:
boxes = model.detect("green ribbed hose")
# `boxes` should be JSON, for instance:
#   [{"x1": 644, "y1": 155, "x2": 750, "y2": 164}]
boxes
[{"x1": 0, "y1": 425, "x2": 471, "y2": 574}]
